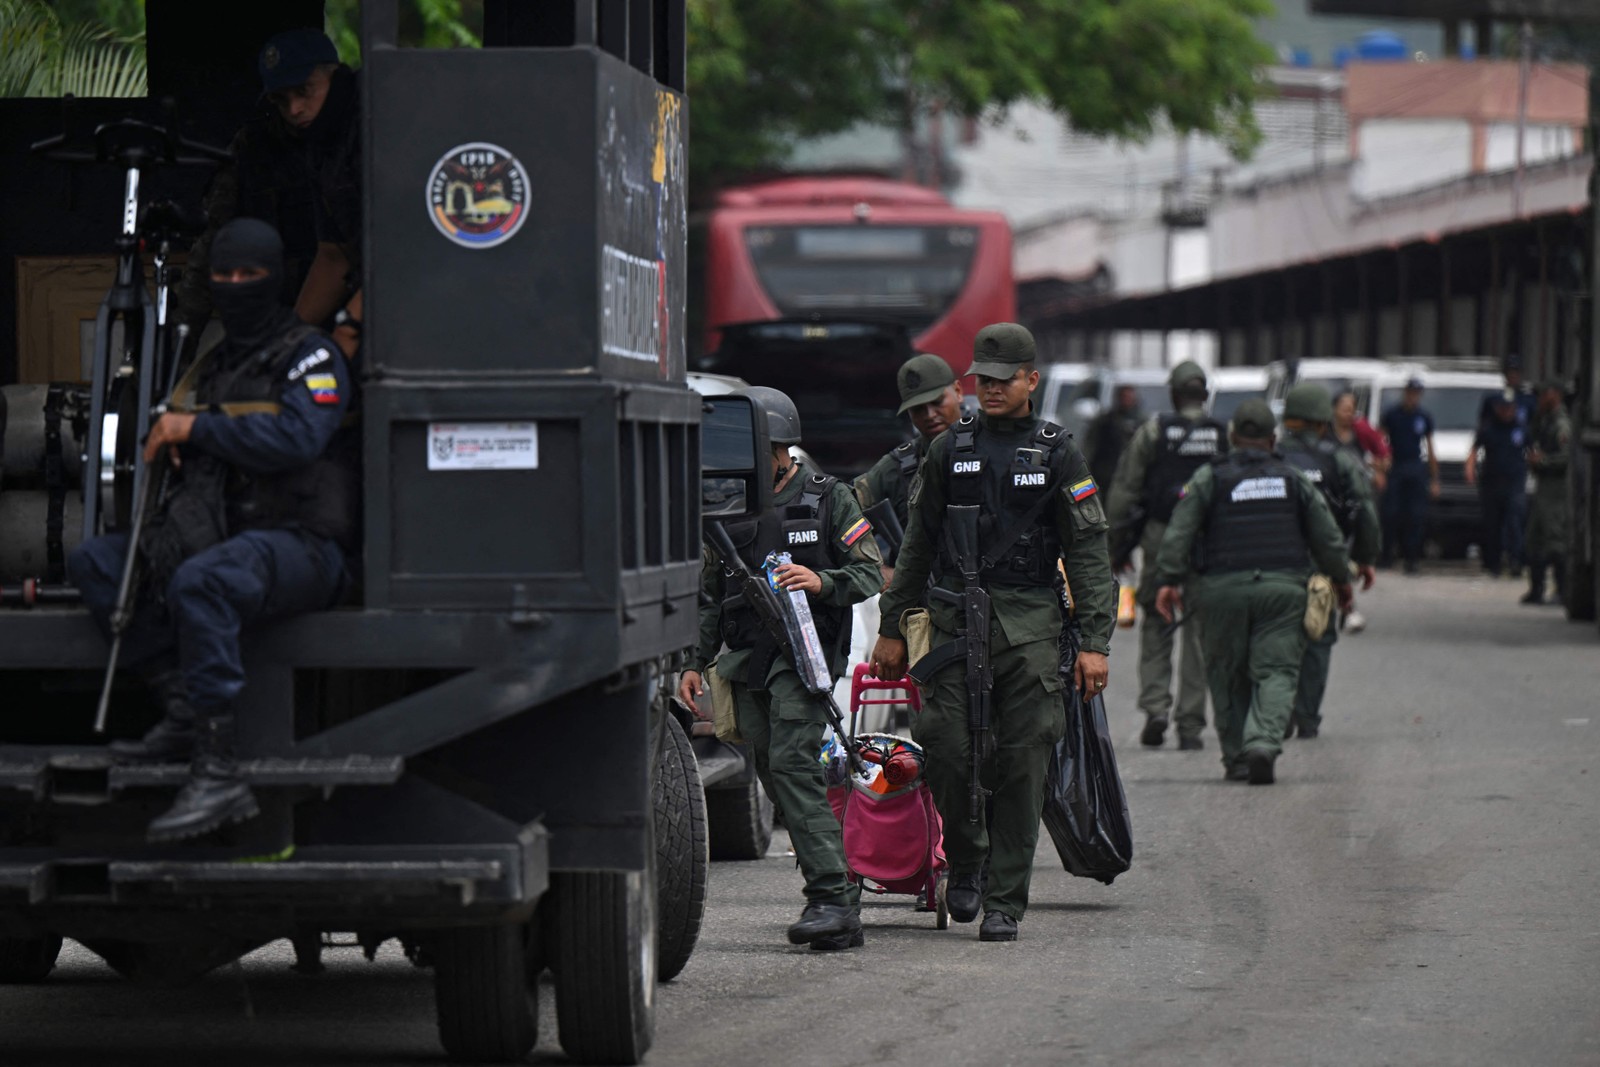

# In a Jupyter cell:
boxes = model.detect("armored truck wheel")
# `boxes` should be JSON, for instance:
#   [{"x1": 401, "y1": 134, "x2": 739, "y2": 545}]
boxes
[
  {"x1": 706, "y1": 770, "x2": 774, "y2": 860},
  {"x1": 431, "y1": 923, "x2": 538, "y2": 1063},
  {"x1": 655, "y1": 716, "x2": 708, "y2": 982},
  {"x1": 0, "y1": 934, "x2": 62, "y2": 983},
  {"x1": 551, "y1": 868, "x2": 656, "y2": 1064}
]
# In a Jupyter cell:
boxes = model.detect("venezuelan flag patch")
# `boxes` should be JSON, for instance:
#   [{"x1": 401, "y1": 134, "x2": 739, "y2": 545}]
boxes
[
  {"x1": 305, "y1": 373, "x2": 340, "y2": 405},
  {"x1": 841, "y1": 517, "x2": 872, "y2": 546},
  {"x1": 1069, "y1": 476, "x2": 1098, "y2": 502}
]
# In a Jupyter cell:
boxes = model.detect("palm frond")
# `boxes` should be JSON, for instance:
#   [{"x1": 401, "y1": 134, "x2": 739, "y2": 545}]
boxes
[
  {"x1": 0, "y1": 0, "x2": 145, "y2": 98},
  {"x1": 57, "y1": 20, "x2": 147, "y2": 97}
]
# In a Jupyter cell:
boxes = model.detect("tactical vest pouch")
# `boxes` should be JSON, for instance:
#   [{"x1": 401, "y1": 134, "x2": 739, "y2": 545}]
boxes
[
  {"x1": 139, "y1": 458, "x2": 229, "y2": 604},
  {"x1": 706, "y1": 664, "x2": 742, "y2": 743},
  {"x1": 901, "y1": 608, "x2": 933, "y2": 672},
  {"x1": 1304, "y1": 574, "x2": 1334, "y2": 640}
]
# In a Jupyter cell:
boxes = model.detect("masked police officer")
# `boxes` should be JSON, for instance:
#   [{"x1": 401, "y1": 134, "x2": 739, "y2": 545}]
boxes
[
  {"x1": 1106, "y1": 361, "x2": 1226, "y2": 750},
  {"x1": 1153, "y1": 400, "x2": 1352, "y2": 785},
  {"x1": 678, "y1": 387, "x2": 882, "y2": 951},
  {"x1": 854, "y1": 353, "x2": 962, "y2": 577},
  {"x1": 1524, "y1": 380, "x2": 1572, "y2": 605},
  {"x1": 869, "y1": 323, "x2": 1115, "y2": 943},
  {"x1": 68, "y1": 218, "x2": 360, "y2": 842},
  {"x1": 1278, "y1": 384, "x2": 1380, "y2": 738}
]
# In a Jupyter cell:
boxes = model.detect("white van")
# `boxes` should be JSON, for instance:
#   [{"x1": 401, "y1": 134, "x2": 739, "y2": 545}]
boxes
[
  {"x1": 1038, "y1": 362, "x2": 1096, "y2": 437},
  {"x1": 1208, "y1": 365, "x2": 1268, "y2": 425},
  {"x1": 1264, "y1": 358, "x2": 1415, "y2": 418}
]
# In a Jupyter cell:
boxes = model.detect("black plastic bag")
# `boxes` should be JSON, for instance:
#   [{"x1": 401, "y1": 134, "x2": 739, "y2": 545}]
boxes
[{"x1": 1042, "y1": 621, "x2": 1133, "y2": 884}]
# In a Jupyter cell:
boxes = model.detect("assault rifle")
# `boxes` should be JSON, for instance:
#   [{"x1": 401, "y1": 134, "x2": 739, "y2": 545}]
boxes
[
  {"x1": 860, "y1": 498, "x2": 905, "y2": 562},
  {"x1": 910, "y1": 504, "x2": 993, "y2": 822},
  {"x1": 703, "y1": 522, "x2": 864, "y2": 774}
]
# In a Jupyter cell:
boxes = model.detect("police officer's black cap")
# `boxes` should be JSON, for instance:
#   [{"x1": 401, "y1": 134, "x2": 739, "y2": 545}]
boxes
[
  {"x1": 1405, "y1": 377, "x2": 1425, "y2": 391},
  {"x1": 1503, "y1": 352, "x2": 1523, "y2": 372},
  {"x1": 896, "y1": 353, "x2": 957, "y2": 414},
  {"x1": 259, "y1": 28, "x2": 339, "y2": 95},
  {"x1": 1230, "y1": 398, "x2": 1276, "y2": 439},
  {"x1": 968, "y1": 323, "x2": 1036, "y2": 379}
]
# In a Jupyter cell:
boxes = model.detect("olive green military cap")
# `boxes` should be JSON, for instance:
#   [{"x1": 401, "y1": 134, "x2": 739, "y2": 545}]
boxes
[
  {"x1": 969, "y1": 323, "x2": 1037, "y2": 379},
  {"x1": 1168, "y1": 360, "x2": 1207, "y2": 389},
  {"x1": 1231, "y1": 397, "x2": 1277, "y2": 439},
  {"x1": 1283, "y1": 382, "x2": 1334, "y2": 423},
  {"x1": 896, "y1": 353, "x2": 958, "y2": 414}
]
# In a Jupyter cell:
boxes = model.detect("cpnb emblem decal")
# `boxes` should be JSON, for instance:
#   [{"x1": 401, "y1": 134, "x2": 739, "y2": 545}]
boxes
[{"x1": 427, "y1": 142, "x2": 529, "y2": 249}]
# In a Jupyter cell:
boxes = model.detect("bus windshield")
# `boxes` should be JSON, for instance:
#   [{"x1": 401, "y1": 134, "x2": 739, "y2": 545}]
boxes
[{"x1": 744, "y1": 225, "x2": 979, "y2": 334}]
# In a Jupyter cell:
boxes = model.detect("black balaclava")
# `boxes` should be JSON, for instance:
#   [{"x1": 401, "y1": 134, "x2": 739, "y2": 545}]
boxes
[{"x1": 209, "y1": 217, "x2": 297, "y2": 354}]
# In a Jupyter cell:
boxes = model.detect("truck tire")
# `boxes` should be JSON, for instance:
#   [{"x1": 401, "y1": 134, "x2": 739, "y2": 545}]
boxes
[
  {"x1": 0, "y1": 934, "x2": 62, "y2": 983},
  {"x1": 706, "y1": 769, "x2": 774, "y2": 861},
  {"x1": 655, "y1": 718, "x2": 708, "y2": 982},
  {"x1": 552, "y1": 868, "x2": 656, "y2": 1065},
  {"x1": 431, "y1": 923, "x2": 537, "y2": 1063}
]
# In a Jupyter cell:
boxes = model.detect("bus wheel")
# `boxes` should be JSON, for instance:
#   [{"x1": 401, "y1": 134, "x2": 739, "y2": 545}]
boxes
[
  {"x1": 552, "y1": 867, "x2": 656, "y2": 1065},
  {"x1": 655, "y1": 716, "x2": 708, "y2": 982},
  {"x1": 0, "y1": 934, "x2": 62, "y2": 983},
  {"x1": 431, "y1": 923, "x2": 537, "y2": 1063}
]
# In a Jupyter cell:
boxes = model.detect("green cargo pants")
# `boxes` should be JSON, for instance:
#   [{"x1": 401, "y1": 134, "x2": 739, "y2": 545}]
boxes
[
  {"x1": 732, "y1": 668, "x2": 856, "y2": 906},
  {"x1": 1192, "y1": 573, "x2": 1307, "y2": 769},
  {"x1": 1525, "y1": 481, "x2": 1569, "y2": 565},
  {"x1": 1136, "y1": 522, "x2": 1208, "y2": 740},
  {"x1": 916, "y1": 627, "x2": 1064, "y2": 921},
  {"x1": 1293, "y1": 622, "x2": 1336, "y2": 731}
]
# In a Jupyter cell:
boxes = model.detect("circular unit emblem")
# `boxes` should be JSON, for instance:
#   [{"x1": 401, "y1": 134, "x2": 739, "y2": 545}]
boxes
[{"x1": 426, "y1": 141, "x2": 529, "y2": 249}]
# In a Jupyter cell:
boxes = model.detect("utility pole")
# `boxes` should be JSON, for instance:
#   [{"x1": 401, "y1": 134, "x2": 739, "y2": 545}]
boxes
[{"x1": 1513, "y1": 19, "x2": 1533, "y2": 217}]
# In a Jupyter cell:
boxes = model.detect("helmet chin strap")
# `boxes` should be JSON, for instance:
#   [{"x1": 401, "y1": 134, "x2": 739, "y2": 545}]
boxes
[{"x1": 772, "y1": 446, "x2": 794, "y2": 489}]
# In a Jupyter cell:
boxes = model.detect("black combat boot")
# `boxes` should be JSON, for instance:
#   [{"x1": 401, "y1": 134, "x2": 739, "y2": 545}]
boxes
[
  {"x1": 809, "y1": 917, "x2": 866, "y2": 952},
  {"x1": 110, "y1": 670, "x2": 196, "y2": 764},
  {"x1": 785, "y1": 901, "x2": 860, "y2": 946},
  {"x1": 1521, "y1": 565, "x2": 1546, "y2": 605},
  {"x1": 978, "y1": 911, "x2": 1018, "y2": 942},
  {"x1": 1140, "y1": 716, "x2": 1168, "y2": 747},
  {"x1": 1223, "y1": 762, "x2": 1250, "y2": 782},
  {"x1": 1178, "y1": 735, "x2": 1204, "y2": 751},
  {"x1": 146, "y1": 715, "x2": 259, "y2": 843},
  {"x1": 945, "y1": 872, "x2": 982, "y2": 923},
  {"x1": 1244, "y1": 747, "x2": 1276, "y2": 785}
]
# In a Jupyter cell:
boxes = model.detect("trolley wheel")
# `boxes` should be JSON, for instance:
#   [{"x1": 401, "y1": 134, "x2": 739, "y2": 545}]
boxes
[
  {"x1": 431, "y1": 923, "x2": 537, "y2": 1063},
  {"x1": 0, "y1": 934, "x2": 62, "y2": 983},
  {"x1": 935, "y1": 873, "x2": 950, "y2": 931}
]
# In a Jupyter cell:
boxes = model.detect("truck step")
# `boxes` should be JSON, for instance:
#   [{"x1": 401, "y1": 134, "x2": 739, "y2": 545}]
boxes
[{"x1": 0, "y1": 748, "x2": 404, "y2": 804}]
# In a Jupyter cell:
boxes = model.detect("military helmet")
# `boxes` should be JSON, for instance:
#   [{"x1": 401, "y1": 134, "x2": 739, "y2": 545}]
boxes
[
  {"x1": 1168, "y1": 360, "x2": 1207, "y2": 389},
  {"x1": 742, "y1": 385, "x2": 802, "y2": 445},
  {"x1": 1283, "y1": 382, "x2": 1334, "y2": 423},
  {"x1": 1230, "y1": 398, "x2": 1277, "y2": 439}
]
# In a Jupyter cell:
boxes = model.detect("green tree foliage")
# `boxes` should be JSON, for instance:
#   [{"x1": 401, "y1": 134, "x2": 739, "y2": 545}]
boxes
[
  {"x1": 324, "y1": 0, "x2": 484, "y2": 66},
  {"x1": 0, "y1": 0, "x2": 146, "y2": 97},
  {"x1": 687, "y1": 0, "x2": 1273, "y2": 191}
]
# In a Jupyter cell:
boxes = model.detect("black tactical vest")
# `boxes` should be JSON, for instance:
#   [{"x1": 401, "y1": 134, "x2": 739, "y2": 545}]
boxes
[
  {"x1": 1281, "y1": 433, "x2": 1352, "y2": 536},
  {"x1": 887, "y1": 439, "x2": 921, "y2": 526},
  {"x1": 1148, "y1": 413, "x2": 1228, "y2": 522},
  {"x1": 718, "y1": 472, "x2": 850, "y2": 687},
  {"x1": 193, "y1": 326, "x2": 361, "y2": 551},
  {"x1": 939, "y1": 415, "x2": 1068, "y2": 586},
  {"x1": 1200, "y1": 452, "x2": 1309, "y2": 574}
]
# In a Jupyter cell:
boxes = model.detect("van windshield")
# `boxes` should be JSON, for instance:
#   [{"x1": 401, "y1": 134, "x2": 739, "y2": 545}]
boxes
[
  {"x1": 1376, "y1": 386, "x2": 1488, "y2": 431},
  {"x1": 1211, "y1": 388, "x2": 1262, "y2": 423}
]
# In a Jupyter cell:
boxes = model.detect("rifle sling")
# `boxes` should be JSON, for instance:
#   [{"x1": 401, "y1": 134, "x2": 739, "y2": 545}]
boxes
[{"x1": 909, "y1": 636, "x2": 965, "y2": 687}]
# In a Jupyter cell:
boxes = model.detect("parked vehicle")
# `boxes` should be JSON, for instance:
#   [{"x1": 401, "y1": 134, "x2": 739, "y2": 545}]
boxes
[{"x1": 1208, "y1": 365, "x2": 1269, "y2": 424}]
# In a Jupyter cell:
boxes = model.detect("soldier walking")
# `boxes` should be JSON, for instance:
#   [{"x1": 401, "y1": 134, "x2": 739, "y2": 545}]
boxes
[
  {"x1": 1523, "y1": 381, "x2": 1572, "y2": 605},
  {"x1": 678, "y1": 387, "x2": 883, "y2": 951},
  {"x1": 1152, "y1": 400, "x2": 1354, "y2": 785},
  {"x1": 1106, "y1": 362, "x2": 1226, "y2": 750},
  {"x1": 1278, "y1": 385, "x2": 1380, "y2": 739},
  {"x1": 870, "y1": 323, "x2": 1115, "y2": 942}
]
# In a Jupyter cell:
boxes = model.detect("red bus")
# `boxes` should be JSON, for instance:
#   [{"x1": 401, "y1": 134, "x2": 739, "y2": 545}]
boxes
[{"x1": 701, "y1": 176, "x2": 1015, "y2": 374}]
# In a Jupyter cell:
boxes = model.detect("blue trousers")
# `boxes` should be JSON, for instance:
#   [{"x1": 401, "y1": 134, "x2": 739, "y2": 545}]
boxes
[
  {"x1": 68, "y1": 529, "x2": 347, "y2": 715},
  {"x1": 1382, "y1": 463, "x2": 1430, "y2": 567},
  {"x1": 1479, "y1": 478, "x2": 1527, "y2": 575}
]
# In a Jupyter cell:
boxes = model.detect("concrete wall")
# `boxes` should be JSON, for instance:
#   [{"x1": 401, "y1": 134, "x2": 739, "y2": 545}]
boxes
[{"x1": 1352, "y1": 119, "x2": 1474, "y2": 199}]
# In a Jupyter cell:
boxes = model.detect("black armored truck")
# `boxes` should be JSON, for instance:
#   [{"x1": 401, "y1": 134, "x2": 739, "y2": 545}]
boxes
[{"x1": 0, "y1": 2, "x2": 756, "y2": 1061}]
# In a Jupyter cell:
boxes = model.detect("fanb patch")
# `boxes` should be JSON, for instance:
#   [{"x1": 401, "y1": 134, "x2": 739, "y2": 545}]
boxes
[
  {"x1": 1069, "y1": 476, "x2": 1098, "y2": 501},
  {"x1": 305, "y1": 373, "x2": 340, "y2": 405},
  {"x1": 841, "y1": 517, "x2": 871, "y2": 547}
]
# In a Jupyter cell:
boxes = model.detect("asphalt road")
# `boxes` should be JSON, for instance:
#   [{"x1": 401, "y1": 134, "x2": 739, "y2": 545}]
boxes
[{"x1": 5, "y1": 571, "x2": 1597, "y2": 1066}]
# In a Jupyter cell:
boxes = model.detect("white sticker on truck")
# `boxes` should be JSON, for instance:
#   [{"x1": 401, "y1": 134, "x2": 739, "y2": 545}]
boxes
[{"x1": 427, "y1": 422, "x2": 539, "y2": 471}]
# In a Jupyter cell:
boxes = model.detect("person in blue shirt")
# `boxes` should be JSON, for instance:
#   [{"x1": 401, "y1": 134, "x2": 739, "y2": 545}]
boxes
[
  {"x1": 1477, "y1": 354, "x2": 1537, "y2": 431},
  {"x1": 1378, "y1": 378, "x2": 1439, "y2": 575},
  {"x1": 68, "y1": 218, "x2": 359, "y2": 843},
  {"x1": 1466, "y1": 389, "x2": 1530, "y2": 578}
]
